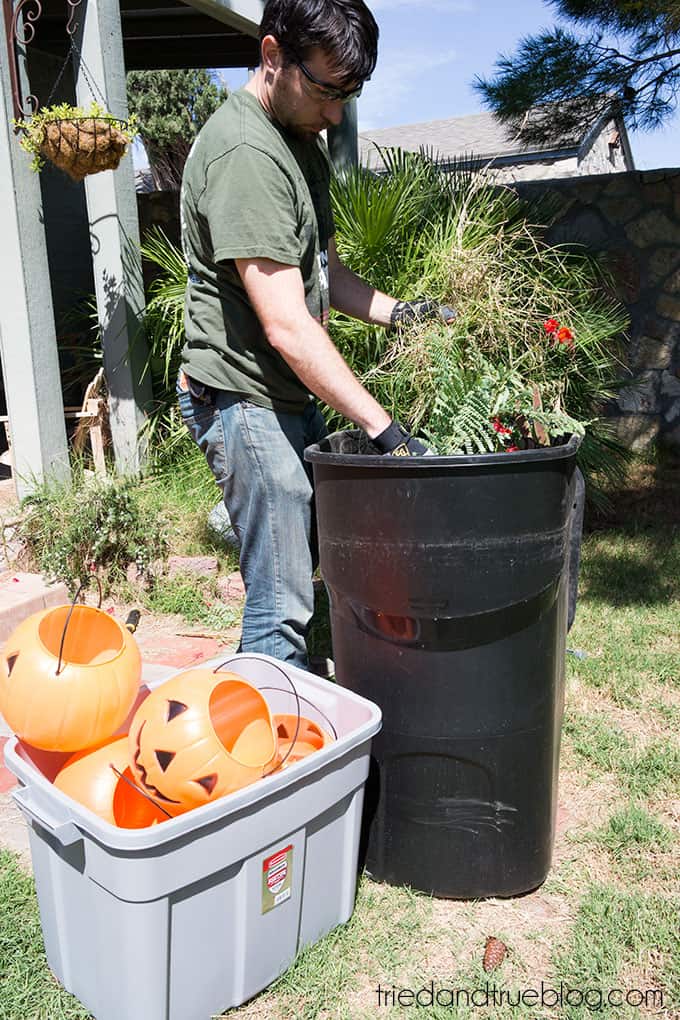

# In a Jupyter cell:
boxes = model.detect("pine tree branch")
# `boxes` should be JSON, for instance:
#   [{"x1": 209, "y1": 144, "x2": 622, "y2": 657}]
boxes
[{"x1": 475, "y1": 3, "x2": 680, "y2": 140}]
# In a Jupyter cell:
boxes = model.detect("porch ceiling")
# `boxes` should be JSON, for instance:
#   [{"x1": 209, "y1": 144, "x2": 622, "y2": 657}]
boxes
[{"x1": 30, "y1": 0, "x2": 261, "y2": 70}]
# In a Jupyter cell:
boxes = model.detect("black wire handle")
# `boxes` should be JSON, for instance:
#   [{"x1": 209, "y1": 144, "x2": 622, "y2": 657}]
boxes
[
  {"x1": 212, "y1": 657, "x2": 303, "y2": 775},
  {"x1": 55, "y1": 575, "x2": 103, "y2": 676},
  {"x1": 108, "y1": 764, "x2": 173, "y2": 820},
  {"x1": 257, "y1": 688, "x2": 338, "y2": 742}
]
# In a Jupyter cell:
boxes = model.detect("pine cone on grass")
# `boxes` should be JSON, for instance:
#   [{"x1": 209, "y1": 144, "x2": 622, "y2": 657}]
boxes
[{"x1": 482, "y1": 936, "x2": 508, "y2": 972}]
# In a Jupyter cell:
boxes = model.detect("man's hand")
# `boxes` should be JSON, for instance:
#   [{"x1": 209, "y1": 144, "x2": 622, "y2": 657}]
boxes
[
  {"x1": 372, "y1": 420, "x2": 436, "y2": 457},
  {"x1": 390, "y1": 297, "x2": 457, "y2": 331}
]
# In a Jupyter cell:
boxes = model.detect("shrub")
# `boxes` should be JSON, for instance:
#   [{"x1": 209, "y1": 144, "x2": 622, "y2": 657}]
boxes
[
  {"x1": 144, "y1": 574, "x2": 240, "y2": 631},
  {"x1": 19, "y1": 469, "x2": 169, "y2": 593}
]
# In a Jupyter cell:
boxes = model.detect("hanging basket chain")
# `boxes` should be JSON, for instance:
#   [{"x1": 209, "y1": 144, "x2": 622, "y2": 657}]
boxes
[
  {"x1": 46, "y1": 0, "x2": 110, "y2": 112},
  {"x1": 43, "y1": 39, "x2": 76, "y2": 110},
  {"x1": 44, "y1": 36, "x2": 120, "y2": 119}
]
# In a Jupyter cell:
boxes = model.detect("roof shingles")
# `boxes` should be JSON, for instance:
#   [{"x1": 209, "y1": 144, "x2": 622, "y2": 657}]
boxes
[{"x1": 359, "y1": 109, "x2": 592, "y2": 169}]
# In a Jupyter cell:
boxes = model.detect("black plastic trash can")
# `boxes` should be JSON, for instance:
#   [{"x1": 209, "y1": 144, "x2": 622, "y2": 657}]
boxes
[{"x1": 305, "y1": 432, "x2": 582, "y2": 898}]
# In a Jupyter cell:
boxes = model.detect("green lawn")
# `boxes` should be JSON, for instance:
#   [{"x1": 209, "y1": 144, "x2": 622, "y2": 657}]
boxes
[{"x1": 1, "y1": 462, "x2": 678, "y2": 1020}]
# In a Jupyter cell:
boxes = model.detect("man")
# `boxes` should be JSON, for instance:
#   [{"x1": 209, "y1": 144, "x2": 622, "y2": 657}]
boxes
[{"x1": 178, "y1": 0, "x2": 454, "y2": 669}]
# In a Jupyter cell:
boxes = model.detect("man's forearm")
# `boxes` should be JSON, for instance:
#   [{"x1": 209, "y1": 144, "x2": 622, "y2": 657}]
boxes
[
  {"x1": 269, "y1": 314, "x2": 391, "y2": 438},
  {"x1": 329, "y1": 260, "x2": 396, "y2": 327}
]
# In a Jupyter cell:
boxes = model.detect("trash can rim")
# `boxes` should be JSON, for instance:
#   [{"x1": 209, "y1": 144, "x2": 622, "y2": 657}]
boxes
[{"x1": 304, "y1": 432, "x2": 582, "y2": 468}]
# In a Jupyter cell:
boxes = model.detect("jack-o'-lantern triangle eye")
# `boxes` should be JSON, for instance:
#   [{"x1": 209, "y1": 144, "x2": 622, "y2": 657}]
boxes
[
  {"x1": 155, "y1": 750, "x2": 176, "y2": 772},
  {"x1": 196, "y1": 774, "x2": 218, "y2": 795},
  {"x1": 167, "y1": 699, "x2": 188, "y2": 721}
]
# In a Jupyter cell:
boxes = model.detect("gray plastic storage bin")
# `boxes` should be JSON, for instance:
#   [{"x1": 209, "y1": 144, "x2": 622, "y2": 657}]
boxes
[{"x1": 4, "y1": 654, "x2": 382, "y2": 1020}]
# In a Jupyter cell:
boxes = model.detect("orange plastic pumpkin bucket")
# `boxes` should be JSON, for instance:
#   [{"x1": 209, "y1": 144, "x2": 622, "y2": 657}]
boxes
[
  {"x1": 54, "y1": 736, "x2": 168, "y2": 828},
  {"x1": 274, "y1": 714, "x2": 334, "y2": 768},
  {"x1": 0, "y1": 604, "x2": 141, "y2": 752},
  {"x1": 128, "y1": 669, "x2": 278, "y2": 815}
]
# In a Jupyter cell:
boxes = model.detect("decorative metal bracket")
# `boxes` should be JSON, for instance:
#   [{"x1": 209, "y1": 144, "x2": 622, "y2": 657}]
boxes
[
  {"x1": 3, "y1": 0, "x2": 42, "y2": 120},
  {"x1": 65, "y1": 0, "x2": 82, "y2": 34},
  {"x1": 3, "y1": 0, "x2": 84, "y2": 122}
]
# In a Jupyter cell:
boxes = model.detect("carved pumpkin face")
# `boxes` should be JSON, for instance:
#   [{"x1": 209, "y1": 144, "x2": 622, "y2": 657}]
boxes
[
  {"x1": 274, "y1": 714, "x2": 334, "y2": 769},
  {"x1": 55, "y1": 736, "x2": 167, "y2": 828},
  {"x1": 0, "y1": 605, "x2": 141, "y2": 751},
  {"x1": 128, "y1": 669, "x2": 278, "y2": 815}
]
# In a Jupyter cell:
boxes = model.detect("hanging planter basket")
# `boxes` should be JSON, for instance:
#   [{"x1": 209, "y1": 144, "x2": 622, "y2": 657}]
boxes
[
  {"x1": 40, "y1": 115, "x2": 132, "y2": 181},
  {"x1": 15, "y1": 103, "x2": 136, "y2": 181}
]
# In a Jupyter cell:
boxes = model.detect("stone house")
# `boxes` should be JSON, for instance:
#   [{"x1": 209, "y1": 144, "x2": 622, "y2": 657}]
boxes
[{"x1": 359, "y1": 108, "x2": 635, "y2": 182}]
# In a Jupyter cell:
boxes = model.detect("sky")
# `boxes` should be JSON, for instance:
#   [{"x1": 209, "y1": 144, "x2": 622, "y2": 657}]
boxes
[{"x1": 217, "y1": 0, "x2": 680, "y2": 171}]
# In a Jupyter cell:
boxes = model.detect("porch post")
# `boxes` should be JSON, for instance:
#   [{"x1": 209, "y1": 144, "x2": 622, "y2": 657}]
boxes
[
  {"x1": 73, "y1": 0, "x2": 152, "y2": 475},
  {"x1": 0, "y1": 18, "x2": 70, "y2": 499}
]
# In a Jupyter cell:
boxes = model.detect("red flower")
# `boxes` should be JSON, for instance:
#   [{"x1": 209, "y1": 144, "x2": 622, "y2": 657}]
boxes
[
  {"x1": 556, "y1": 326, "x2": 573, "y2": 344},
  {"x1": 493, "y1": 417, "x2": 512, "y2": 435},
  {"x1": 543, "y1": 318, "x2": 559, "y2": 335},
  {"x1": 506, "y1": 445, "x2": 520, "y2": 453}
]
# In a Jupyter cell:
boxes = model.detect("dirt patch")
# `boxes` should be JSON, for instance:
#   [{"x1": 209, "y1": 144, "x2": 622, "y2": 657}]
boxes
[
  {"x1": 568, "y1": 683, "x2": 677, "y2": 743},
  {"x1": 650, "y1": 685, "x2": 680, "y2": 713},
  {"x1": 554, "y1": 767, "x2": 620, "y2": 836},
  {"x1": 79, "y1": 590, "x2": 242, "y2": 653}
]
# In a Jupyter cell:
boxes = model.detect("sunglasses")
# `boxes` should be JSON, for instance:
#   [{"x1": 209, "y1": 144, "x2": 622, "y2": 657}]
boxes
[{"x1": 291, "y1": 52, "x2": 364, "y2": 104}]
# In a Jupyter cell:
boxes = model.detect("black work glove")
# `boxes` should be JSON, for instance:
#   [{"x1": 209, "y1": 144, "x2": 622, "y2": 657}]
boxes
[
  {"x1": 372, "y1": 420, "x2": 436, "y2": 457},
  {"x1": 389, "y1": 297, "x2": 457, "y2": 331}
]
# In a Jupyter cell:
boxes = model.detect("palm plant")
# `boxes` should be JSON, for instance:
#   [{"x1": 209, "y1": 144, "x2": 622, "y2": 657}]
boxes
[
  {"x1": 329, "y1": 149, "x2": 465, "y2": 381},
  {"x1": 137, "y1": 227, "x2": 191, "y2": 461},
  {"x1": 140, "y1": 226, "x2": 188, "y2": 388}
]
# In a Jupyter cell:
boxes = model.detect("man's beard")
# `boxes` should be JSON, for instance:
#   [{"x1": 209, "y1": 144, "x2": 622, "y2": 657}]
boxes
[{"x1": 270, "y1": 73, "x2": 324, "y2": 140}]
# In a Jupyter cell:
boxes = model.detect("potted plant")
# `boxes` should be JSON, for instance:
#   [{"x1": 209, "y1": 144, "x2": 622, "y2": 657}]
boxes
[{"x1": 14, "y1": 101, "x2": 136, "y2": 181}]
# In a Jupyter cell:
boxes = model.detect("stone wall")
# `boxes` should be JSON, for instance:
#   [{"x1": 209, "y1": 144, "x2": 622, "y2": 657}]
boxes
[{"x1": 517, "y1": 169, "x2": 680, "y2": 450}]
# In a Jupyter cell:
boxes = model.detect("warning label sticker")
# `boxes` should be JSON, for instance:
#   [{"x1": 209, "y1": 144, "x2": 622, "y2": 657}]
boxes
[{"x1": 262, "y1": 845, "x2": 293, "y2": 914}]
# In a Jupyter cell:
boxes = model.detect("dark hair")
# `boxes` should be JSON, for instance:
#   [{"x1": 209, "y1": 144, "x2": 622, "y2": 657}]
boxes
[{"x1": 260, "y1": 0, "x2": 379, "y2": 87}]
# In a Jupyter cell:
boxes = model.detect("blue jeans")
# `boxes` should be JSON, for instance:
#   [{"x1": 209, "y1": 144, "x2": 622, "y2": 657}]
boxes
[{"x1": 177, "y1": 376, "x2": 328, "y2": 669}]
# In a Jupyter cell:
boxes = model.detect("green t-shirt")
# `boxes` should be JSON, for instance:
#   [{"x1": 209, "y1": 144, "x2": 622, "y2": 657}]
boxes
[{"x1": 179, "y1": 88, "x2": 335, "y2": 412}]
